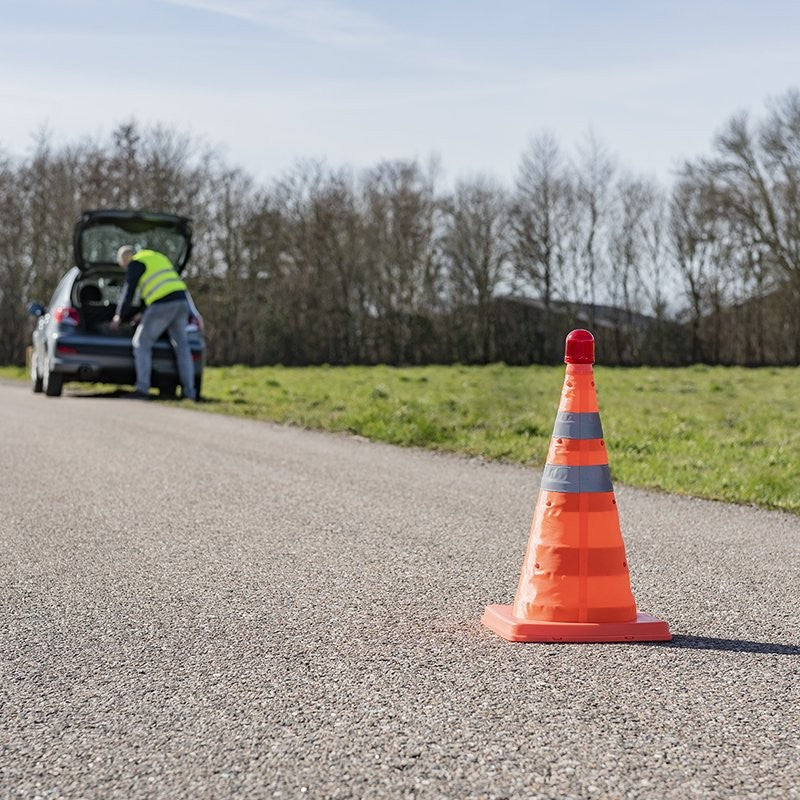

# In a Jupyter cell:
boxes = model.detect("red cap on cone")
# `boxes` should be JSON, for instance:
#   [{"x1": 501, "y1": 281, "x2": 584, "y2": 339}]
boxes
[{"x1": 564, "y1": 329, "x2": 594, "y2": 364}]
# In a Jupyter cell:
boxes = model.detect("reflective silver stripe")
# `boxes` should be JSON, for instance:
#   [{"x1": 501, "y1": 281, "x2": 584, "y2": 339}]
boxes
[
  {"x1": 140, "y1": 267, "x2": 175, "y2": 294},
  {"x1": 540, "y1": 464, "x2": 613, "y2": 493},
  {"x1": 142, "y1": 276, "x2": 184, "y2": 302},
  {"x1": 552, "y1": 411, "x2": 604, "y2": 440}
]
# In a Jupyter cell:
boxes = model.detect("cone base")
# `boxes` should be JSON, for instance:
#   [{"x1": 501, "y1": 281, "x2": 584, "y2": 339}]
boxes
[{"x1": 482, "y1": 604, "x2": 671, "y2": 643}]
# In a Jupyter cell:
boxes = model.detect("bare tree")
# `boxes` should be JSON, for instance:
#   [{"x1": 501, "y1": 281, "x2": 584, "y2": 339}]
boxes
[
  {"x1": 510, "y1": 133, "x2": 574, "y2": 359},
  {"x1": 571, "y1": 132, "x2": 616, "y2": 321},
  {"x1": 360, "y1": 159, "x2": 443, "y2": 363},
  {"x1": 0, "y1": 152, "x2": 27, "y2": 364},
  {"x1": 699, "y1": 90, "x2": 800, "y2": 359},
  {"x1": 669, "y1": 169, "x2": 740, "y2": 363},
  {"x1": 607, "y1": 174, "x2": 654, "y2": 361},
  {"x1": 272, "y1": 161, "x2": 367, "y2": 364},
  {"x1": 442, "y1": 175, "x2": 510, "y2": 361},
  {"x1": 202, "y1": 167, "x2": 260, "y2": 364}
]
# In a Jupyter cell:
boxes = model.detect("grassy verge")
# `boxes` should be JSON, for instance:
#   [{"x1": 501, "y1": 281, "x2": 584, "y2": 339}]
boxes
[
  {"x1": 2, "y1": 363, "x2": 797, "y2": 512},
  {"x1": 0, "y1": 366, "x2": 26, "y2": 381}
]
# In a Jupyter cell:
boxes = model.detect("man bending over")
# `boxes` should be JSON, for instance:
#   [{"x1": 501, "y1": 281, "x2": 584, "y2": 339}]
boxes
[{"x1": 110, "y1": 245, "x2": 196, "y2": 401}]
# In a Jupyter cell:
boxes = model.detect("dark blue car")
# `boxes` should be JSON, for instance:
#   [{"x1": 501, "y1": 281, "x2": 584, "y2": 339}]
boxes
[{"x1": 28, "y1": 209, "x2": 205, "y2": 398}]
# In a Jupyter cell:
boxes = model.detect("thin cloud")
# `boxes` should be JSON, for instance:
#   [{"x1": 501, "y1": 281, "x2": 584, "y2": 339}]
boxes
[
  {"x1": 156, "y1": 0, "x2": 480, "y2": 74},
  {"x1": 159, "y1": 0, "x2": 389, "y2": 47},
  {"x1": 0, "y1": 2, "x2": 465, "y2": 83}
]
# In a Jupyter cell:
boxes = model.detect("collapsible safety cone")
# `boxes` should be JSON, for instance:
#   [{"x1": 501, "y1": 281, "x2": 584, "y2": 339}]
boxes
[{"x1": 482, "y1": 329, "x2": 671, "y2": 642}]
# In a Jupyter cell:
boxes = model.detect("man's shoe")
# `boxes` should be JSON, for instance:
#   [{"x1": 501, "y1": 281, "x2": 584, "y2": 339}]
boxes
[{"x1": 129, "y1": 391, "x2": 151, "y2": 400}]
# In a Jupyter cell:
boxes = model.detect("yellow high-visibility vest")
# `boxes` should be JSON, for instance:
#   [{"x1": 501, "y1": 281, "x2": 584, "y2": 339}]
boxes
[{"x1": 134, "y1": 249, "x2": 187, "y2": 306}]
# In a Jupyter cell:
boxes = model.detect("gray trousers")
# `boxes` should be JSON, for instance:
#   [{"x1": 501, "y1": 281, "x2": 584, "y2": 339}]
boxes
[{"x1": 132, "y1": 299, "x2": 196, "y2": 399}]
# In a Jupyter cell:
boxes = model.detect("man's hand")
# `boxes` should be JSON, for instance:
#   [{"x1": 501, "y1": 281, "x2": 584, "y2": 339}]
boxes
[
  {"x1": 109, "y1": 315, "x2": 121, "y2": 331},
  {"x1": 131, "y1": 312, "x2": 142, "y2": 326}
]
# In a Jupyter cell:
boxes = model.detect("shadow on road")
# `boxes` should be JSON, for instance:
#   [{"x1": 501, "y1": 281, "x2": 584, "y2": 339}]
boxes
[
  {"x1": 67, "y1": 388, "x2": 130, "y2": 398},
  {"x1": 666, "y1": 635, "x2": 800, "y2": 655},
  {"x1": 65, "y1": 389, "x2": 215, "y2": 403}
]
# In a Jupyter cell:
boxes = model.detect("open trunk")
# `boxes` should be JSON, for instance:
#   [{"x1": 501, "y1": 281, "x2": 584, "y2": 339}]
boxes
[{"x1": 72, "y1": 271, "x2": 137, "y2": 334}]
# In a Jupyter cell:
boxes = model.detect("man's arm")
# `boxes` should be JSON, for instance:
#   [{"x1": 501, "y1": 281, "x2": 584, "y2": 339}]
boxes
[{"x1": 110, "y1": 260, "x2": 146, "y2": 328}]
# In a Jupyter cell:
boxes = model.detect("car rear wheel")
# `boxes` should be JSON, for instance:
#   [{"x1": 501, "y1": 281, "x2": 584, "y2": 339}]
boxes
[
  {"x1": 43, "y1": 362, "x2": 63, "y2": 397},
  {"x1": 31, "y1": 357, "x2": 43, "y2": 393}
]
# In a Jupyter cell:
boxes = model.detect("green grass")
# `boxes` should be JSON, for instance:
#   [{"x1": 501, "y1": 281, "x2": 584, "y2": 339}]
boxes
[
  {"x1": 0, "y1": 366, "x2": 26, "y2": 381},
  {"x1": 3, "y1": 363, "x2": 798, "y2": 512}
]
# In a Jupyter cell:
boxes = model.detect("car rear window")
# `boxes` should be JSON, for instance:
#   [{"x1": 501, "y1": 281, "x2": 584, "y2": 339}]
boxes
[{"x1": 79, "y1": 223, "x2": 189, "y2": 268}]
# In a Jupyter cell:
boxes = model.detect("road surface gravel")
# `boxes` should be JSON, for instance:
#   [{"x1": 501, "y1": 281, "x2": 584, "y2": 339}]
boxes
[{"x1": 1, "y1": 380, "x2": 798, "y2": 799}]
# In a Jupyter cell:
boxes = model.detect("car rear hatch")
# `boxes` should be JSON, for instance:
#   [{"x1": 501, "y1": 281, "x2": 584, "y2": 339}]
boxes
[{"x1": 74, "y1": 209, "x2": 193, "y2": 273}]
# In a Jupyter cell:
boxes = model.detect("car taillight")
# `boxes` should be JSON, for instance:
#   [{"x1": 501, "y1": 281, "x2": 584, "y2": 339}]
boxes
[
  {"x1": 54, "y1": 306, "x2": 80, "y2": 325},
  {"x1": 188, "y1": 312, "x2": 204, "y2": 332},
  {"x1": 56, "y1": 344, "x2": 78, "y2": 355}
]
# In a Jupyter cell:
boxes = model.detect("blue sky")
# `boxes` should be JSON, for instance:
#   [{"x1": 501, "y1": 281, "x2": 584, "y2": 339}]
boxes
[{"x1": 2, "y1": 0, "x2": 799, "y2": 185}]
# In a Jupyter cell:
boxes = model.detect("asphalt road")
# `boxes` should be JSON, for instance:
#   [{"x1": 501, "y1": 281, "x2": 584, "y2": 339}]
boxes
[{"x1": 1, "y1": 380, "x2": 798, "y2": 800}]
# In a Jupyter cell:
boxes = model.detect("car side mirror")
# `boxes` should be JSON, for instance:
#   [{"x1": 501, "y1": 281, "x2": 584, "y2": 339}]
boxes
[{"x1": 27, "y1": 302, "x2": 45, "y2": 317}]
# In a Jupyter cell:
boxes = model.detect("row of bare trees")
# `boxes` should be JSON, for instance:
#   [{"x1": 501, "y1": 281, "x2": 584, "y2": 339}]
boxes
[{"x1": 1, "y1": 89, "x2": 799, "y2": 367}]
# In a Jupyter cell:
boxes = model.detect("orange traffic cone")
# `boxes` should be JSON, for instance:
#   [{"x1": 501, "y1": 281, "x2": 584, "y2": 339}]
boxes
[{"x1": 482, "y1": 329, "x2": 671, "y2": 643}]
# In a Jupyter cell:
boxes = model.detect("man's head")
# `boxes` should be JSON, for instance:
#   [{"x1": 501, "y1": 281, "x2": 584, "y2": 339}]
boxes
[{"x1": 116, "y1": 245, "x2": 135, "y2": 268}]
